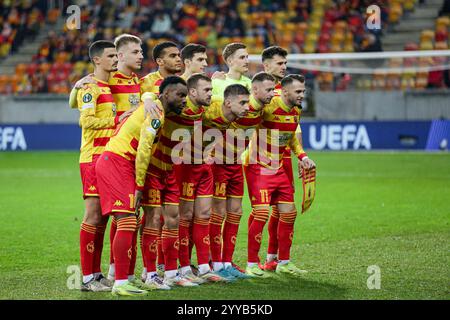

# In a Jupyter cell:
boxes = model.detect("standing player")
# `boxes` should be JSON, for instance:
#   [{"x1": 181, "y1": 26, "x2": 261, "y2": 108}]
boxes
[
  {"x1": 195, "y1": 84, "x2": 252, "y2": 279},
  {"x1": 208, "y1": 72, "x2": 276, "y2": 279},
  {"x1": 180, "y1": 44, "x2": 208, "y2": 80},
  {"x1": 140, "y1": 76, "x2": 206, "y2": 288},
  {"x1": 139, "y1": 41, "x2": 182, "y2": 278},
  {"x1": 140, "y1": 41, "x2": 182, "y2": 95},
  {"x1": 70, "y1": 34, "x2": 146, "y2": 287},
  {"x1": 211, "y1": 43, "x2": 251, "y2": 99},
  {"x1": 259, "y1": 46, "x2": 308, "y2": 271},
  {"x1": 95, "y1": 76, "x2": 186, "y2": 296},
  {"x1": 245, "y1": 74, "x2": 315, "y2": 277},
  {"x1": 77, "y1": 40, "x2": 133, "y2": 291},
  {"x1": 176, "y1": 74, "x2": 225, "y2": 283}
]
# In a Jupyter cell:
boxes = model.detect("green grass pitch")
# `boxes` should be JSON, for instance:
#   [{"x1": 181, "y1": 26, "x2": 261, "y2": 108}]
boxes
[{"x1": 0, "y1": 151, "x2": 449, "y2": 300}]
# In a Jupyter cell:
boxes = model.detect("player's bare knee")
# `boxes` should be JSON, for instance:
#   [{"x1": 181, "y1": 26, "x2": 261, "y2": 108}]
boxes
[
  {"x1": 179, "y1": 202, "x2": 194, "y2": 221},
  {"x1": 164, "y1": 206, "x2": 180, "y2": 229},
  {"x1": 83, "y1": 197, "x2": 102, "y2": 225}
]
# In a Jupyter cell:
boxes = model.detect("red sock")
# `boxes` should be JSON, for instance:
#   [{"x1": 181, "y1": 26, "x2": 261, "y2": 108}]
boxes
[
  {"x1": 109, "y1": 216, "x2": 117, "y2": 265},
  {"x1": 128, "y1": 216, "x2": 141, "y2": 276},
  {"x1": 80, "y1": 222, "x2": 96, "y2": 276},
  {"x1": 192, "y1": 217, "x2": 210, "y2": 265},
  {"x1": 248, "y1": 208, "x2": 255, "y2": 229},
  {"x1": 247, "y1": 208, "x2": 269, "y2": 263},
  {"x1": 140, "y1": 215, "x2": 146, "y2": 269},
  {"x1": 278, "y1": 211, "x2": 297, "y2": 261},
  {"x1": 178, "y1": 219, "x2": 191, "y2": 268},
  {"x1": 222, "y1": 212, "x2": 242, "y2": 263},
  {"x1": 209, "y1": 211, "x2": 224, "y2": 263},
  {"x1": 93, "y1": 223, "x2": 107, "y2": 274},
  {"x1": 157, "y1": 215, "x2": 165, "y2": 266},
  {"x1": 267, "y1": 205, "x2": 280, "y2": 256},
  {"x1": 142, "y1": 227, "x2": 159, "y2": 273},
  {"x1": 113, "y1": 216, "x2": 136, "y2": 280},
  {"x1": 188, "y1": 223, "x2": 194, "y2": 261},
  {"x1": 162, "y1": 227, "x2": 179, "y2": 272}
]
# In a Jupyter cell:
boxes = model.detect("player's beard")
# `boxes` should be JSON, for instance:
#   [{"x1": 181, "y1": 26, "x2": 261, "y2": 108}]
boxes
[{"x1": 168, "y1": 65, "x2": 182, "y2": 75}]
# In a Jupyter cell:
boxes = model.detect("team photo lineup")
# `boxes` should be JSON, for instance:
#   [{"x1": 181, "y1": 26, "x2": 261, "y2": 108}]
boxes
[
  {"x1": 73, "y1": 35, "x2": 317, "y2": 296},
  {"x1": 1, "y1": 0, "x2": 449, "y2": 303}
]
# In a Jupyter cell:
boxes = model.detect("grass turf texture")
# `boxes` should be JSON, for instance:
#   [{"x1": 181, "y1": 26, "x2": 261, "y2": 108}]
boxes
[{"x1": 0, "y1": 151, "x2": 448, "y2": 300}]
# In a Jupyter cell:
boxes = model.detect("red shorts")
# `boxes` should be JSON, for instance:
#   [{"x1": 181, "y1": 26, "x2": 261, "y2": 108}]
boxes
[
  {"x1": 80, "y1": 161, "x2": 99, "y2": 199},
  {"x1": 95, "y1": 151, "x2": 136, "y2": 215},
  {"x1": 179, "y1": 163, "x2": 213, "y2": 201},
  {"x1": 212, "y1": 164, "x2": 244, "y2": 199},
  {"x1": 245, "y1": 163, "x2": 294, "y2": 206},
  {"x1": 141, "y1": 170, "x2": 180, "y2": 207}
]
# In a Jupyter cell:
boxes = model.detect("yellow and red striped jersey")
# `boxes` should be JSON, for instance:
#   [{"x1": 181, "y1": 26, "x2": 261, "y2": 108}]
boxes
[
  {"x1": 225, "y1": 94, "x2": 264, "y2": 164},
  {"x1": 274, "y1": 82, "x2": 282, "y2": 96},
  {"x1": 104, "y1": 102, "x2": 164, "y2": 189},
  {"x1": 169, "y1": 97, "x2": 205, "y2": 165},
  {"x1": 249, "y1": 96, "x2": 306, "y2": 170},
  {"x1": 202, "y1": 100, "x2": 235, "y2": 164},
  {"x1": 148, "y1": 97, "x2": 205, "y2": 173},
  {"x1": 274, "y1": 81, "x2": 302, "y2": 157},
  {"x1": 108, "y1": 71, "x2": 141, "y2": 115},
  {"x1": 140, "y1": 71, "x2": 164, "y2": 95},
  {"x1": 69, "y1": 71, "x2": 141, "y2": 113},
  {"x1": 77, "y1": 77, "x2": 118, "y2": 163}
]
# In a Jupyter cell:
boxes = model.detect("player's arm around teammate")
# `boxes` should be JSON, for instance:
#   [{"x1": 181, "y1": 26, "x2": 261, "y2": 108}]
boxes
[{"x1": 77, "y1": 41, "x2": 120, "y2": 292}]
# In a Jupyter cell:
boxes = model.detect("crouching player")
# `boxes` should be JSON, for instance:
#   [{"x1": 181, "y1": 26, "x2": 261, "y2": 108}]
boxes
[{"x1": 95, "y1": 77, "x2": 186, "y2": 296}]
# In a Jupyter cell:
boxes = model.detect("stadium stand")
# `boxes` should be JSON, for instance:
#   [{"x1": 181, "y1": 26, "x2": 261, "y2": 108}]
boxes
[{"x1": 0, "y1": 0, "x2": 449, "y2": 94}]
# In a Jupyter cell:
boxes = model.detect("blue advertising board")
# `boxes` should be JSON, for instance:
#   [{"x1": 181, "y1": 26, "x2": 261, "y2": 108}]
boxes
[{"x1": 0, "y1": 121, "x2": 449, "y2": 151}]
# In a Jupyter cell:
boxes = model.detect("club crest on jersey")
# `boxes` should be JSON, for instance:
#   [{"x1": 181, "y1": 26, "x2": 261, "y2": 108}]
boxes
[
  {"x1": 112, "y1": 103, "x2": 117, "y2": 115},
  {"x1": 129, "y1": 94, "x2": 139, "y2": 107},
  {"x1": 151, "y1": 119, "x2": 161, "y2": 130},
  {"x1": 83, "y1": 93, "x2": 92, "y2": 103}
]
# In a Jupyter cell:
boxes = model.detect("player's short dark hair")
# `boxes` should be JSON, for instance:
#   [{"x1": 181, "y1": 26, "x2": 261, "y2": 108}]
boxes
[
  {"x1": 113, "y1": 34, "x2": 142, "y2": 51},
  {"x1": 281, "y1": 74, "x2": 305, "y2": 87},
  {"x1": 181, "y1": 44, "x2": 207, "y2": 62},
  {"x1": 159, "y1": 76, "x2": 187, "y2": 94},
  {"x1": 223, "y1": 84, "x2": 250, "y2": 100},
  {"x1": 152, "y1": 41, "x2": 178, "y2": 61},
  {"x1": 89, "y1": 40, "x2": 116, "y2": 62},
  {"x1": 261, "y1": 46, "x2": 288, "y2": 62},
  {"x1": 187, "y1": 73, "x2": 211, "y2": 90},
  {"x1": 222, "y1": 43, "x2": 246, "y2": 63},
  {"x1": 252, "y1": 72, "x2": 276, "y2": 83}
]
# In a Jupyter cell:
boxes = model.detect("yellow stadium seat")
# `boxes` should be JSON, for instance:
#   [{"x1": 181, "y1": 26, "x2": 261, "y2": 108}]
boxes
[
  {"x1": 419, "y1": 41, "x2": 434, "y2": 50},
  {"x1": 332, "y1": 31, "x2": 345, "y2": 43},
  {"x1": 435, "y1": 41, "x2": 448, "y2": 50},
  {"x1": 403, "y1": 0, "x2": 416, "y2": 11},
  {"x1": 388, "y1": 3, "x2": 403, "y2": 24},
  {"x1": 297, "y1": 22, "x2": 308, "y2": 34},
  {"x1": 330, "y1": 43, "x2": 342, "y2": 52},
  {"x1": 420, "y1": 30, "x2": 435, "y2": 43},
  {"x1": 415, "y1": 74, "x2": 428, "y2": 89},
  {"x1": 303, "y1": 42, "x2": 316, "y2": 53},
  {"x1": 309, "y1": 19, "x2": 322, "y2": 32},
  {"x1": 343, "y1": 43, "x2": 354, "y2": 52},
  {"x1": 306, "y1": 32, "x2": 318, "y2": 43},
  {"x1": 15, "y1": 63, "x2": 27, "y2": 75},
  {"x1": 334, "y1": 21, "x2": 347, "y2": 31},
  {"x1": 436, "y1": 16, "x2": 450, "y2": 29}
]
